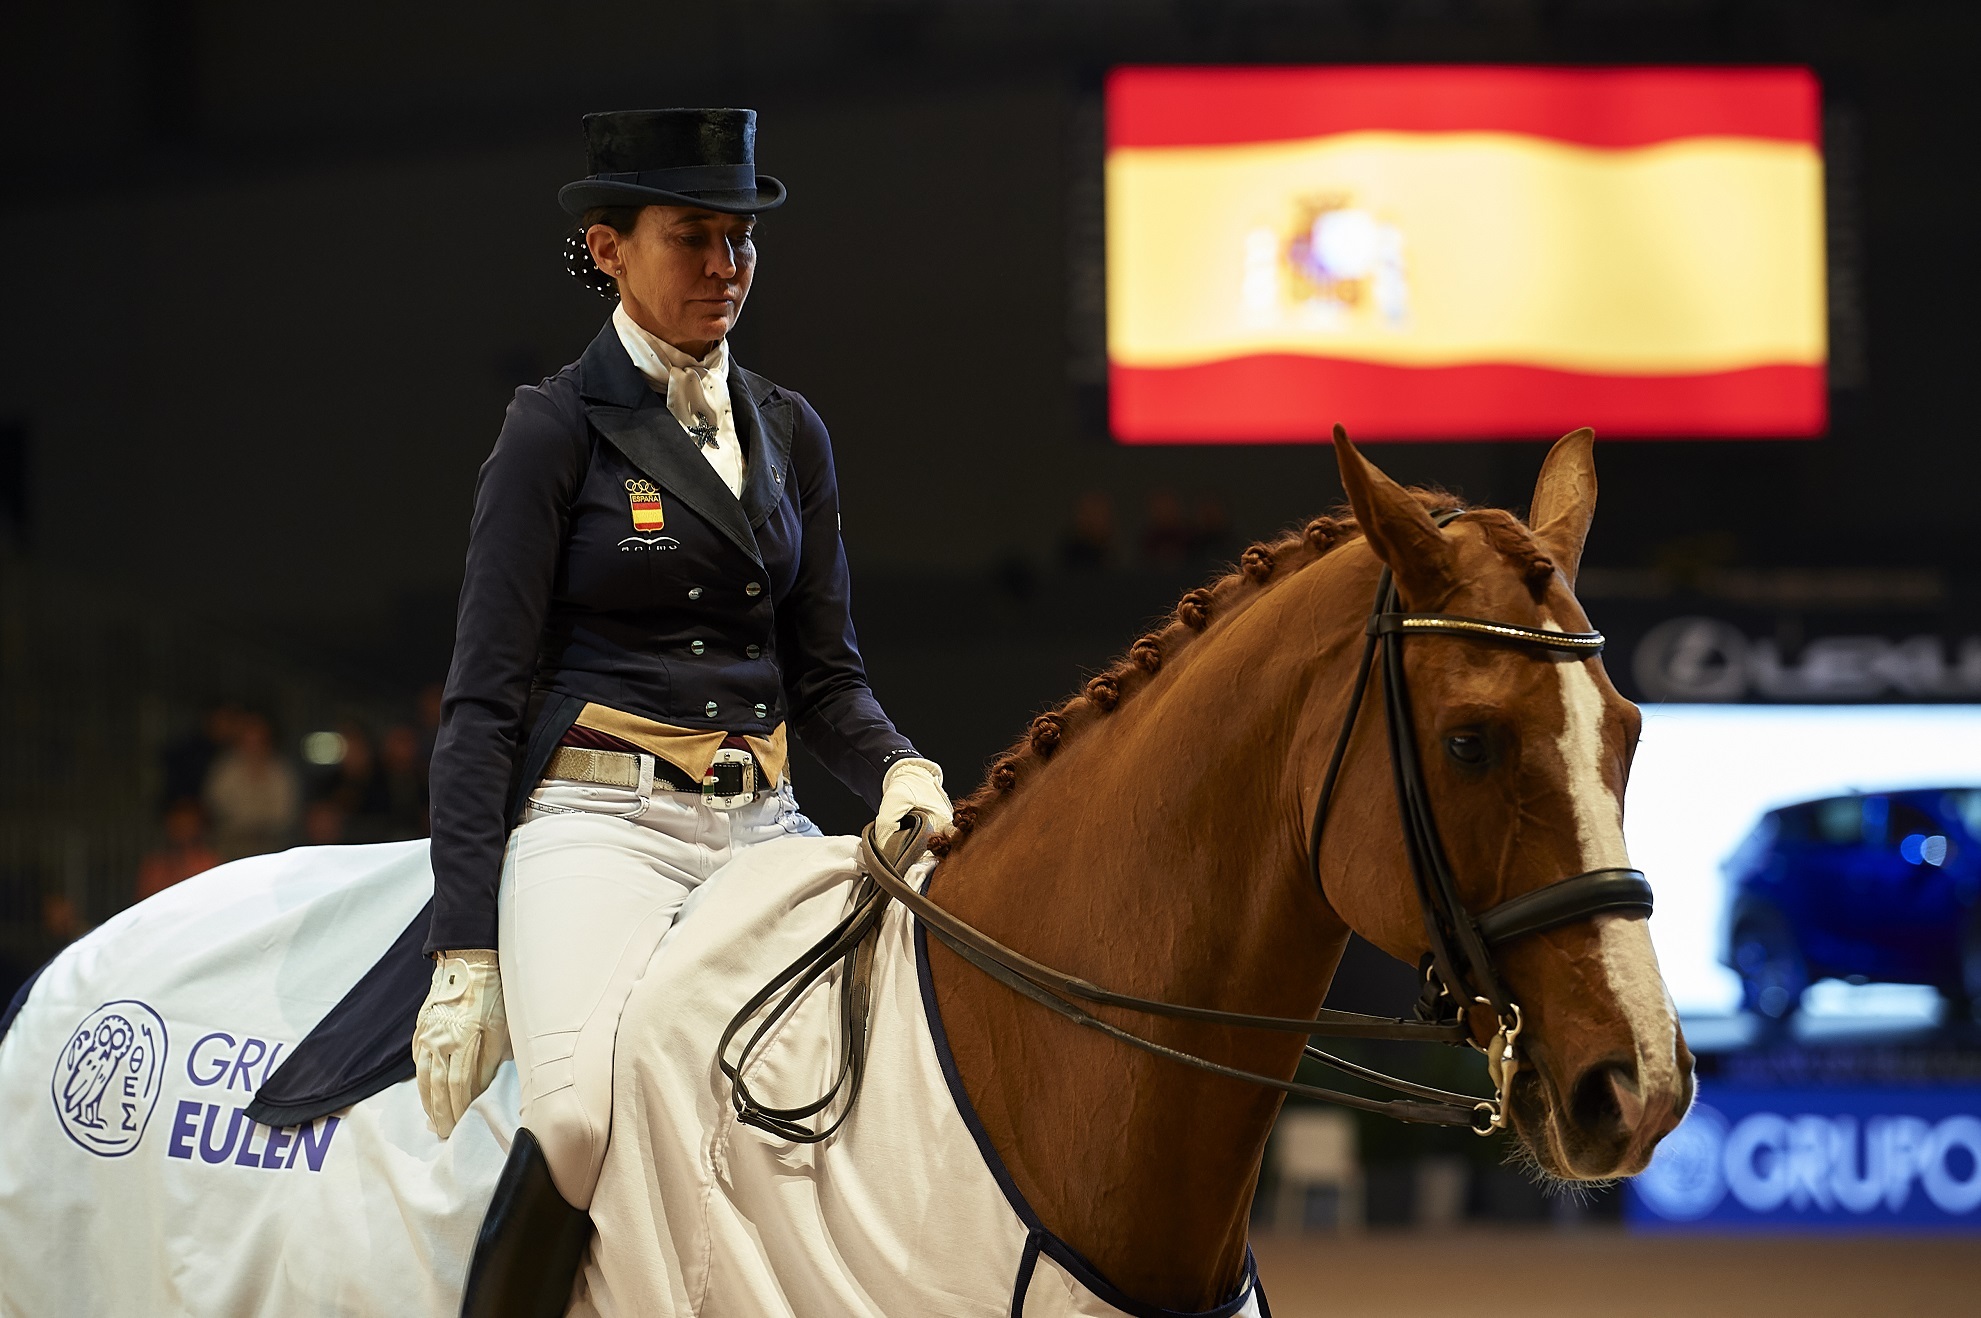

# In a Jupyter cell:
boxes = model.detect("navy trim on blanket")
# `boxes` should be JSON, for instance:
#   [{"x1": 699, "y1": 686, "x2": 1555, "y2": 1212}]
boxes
[
  {"x1": 0, "y1": 961, "x2": 48, "y2": 1050},
  {"x1": 1011, "y1": 1229, "x2": 1046, "y2": 1318},
  {"x1": 913, "y1": 897, "x2": 1261, "y2": 1318}
]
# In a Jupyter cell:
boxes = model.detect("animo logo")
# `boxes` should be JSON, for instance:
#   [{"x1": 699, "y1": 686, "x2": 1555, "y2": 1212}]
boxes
[{"x1": 50, "y1": 1000, "x2": 169, "y2": 1158}]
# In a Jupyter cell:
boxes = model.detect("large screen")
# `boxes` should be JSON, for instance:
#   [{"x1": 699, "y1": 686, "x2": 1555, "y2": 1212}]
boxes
[
  {"x1": 1106, "y1": 66, "x2": 1828, "y2": 442},
  {"x1": 1624, "y1": 709, "x2": 1981, "y2": 1235},
  {"x1": 1624, "y1": 705, "x2": 1981, "y2": 1020}
]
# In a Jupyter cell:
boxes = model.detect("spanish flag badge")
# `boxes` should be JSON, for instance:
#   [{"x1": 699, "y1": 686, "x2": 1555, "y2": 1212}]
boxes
[{"x1": 625, "y1": 479, "x2": 665, "y2": 532}]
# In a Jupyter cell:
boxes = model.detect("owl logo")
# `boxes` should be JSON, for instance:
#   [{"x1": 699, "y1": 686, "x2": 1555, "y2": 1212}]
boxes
[{"x1": 50, "y1": 1001, "x2": 168, "y2": 1158}]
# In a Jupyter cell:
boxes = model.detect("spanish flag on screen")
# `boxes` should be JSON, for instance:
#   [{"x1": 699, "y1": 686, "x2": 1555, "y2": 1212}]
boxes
[{"x1": 1106, "y1": 66, "x2": 1826, "y2": 441}]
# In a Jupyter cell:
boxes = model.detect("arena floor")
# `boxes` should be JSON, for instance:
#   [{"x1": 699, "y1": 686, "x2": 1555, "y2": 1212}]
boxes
[{"x1": 1250, "y1": 1229, "x2": 1981, "y2": 1317}]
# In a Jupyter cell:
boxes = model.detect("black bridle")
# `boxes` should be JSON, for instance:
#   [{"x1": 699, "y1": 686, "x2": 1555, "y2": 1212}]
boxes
[
  {"x1": 1301, "y1": 510, "x2": 1654, "y2": 1125},
  {"x1": 722, "y1": 523, "x2": 1655, "y2": 1139}
]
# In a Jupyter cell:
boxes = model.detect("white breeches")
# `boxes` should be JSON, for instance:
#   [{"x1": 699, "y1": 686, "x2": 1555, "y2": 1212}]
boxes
[{"x1": 497, "y1": 772, "x2": 820, "y2": 1207}]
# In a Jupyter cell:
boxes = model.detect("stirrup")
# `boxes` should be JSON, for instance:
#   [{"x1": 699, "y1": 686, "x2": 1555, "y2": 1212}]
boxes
[{"x1": 460, "y1": 1127, "x2": 592, "y2": 1318}]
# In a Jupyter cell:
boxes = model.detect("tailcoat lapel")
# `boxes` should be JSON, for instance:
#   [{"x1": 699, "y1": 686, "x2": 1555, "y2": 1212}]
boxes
[
  {"x1": 731, "y1": 364, "x2": 796, "y2": 529},
  {"x1": 576, "y1": 321, "x2": 762, "y2": 565}
]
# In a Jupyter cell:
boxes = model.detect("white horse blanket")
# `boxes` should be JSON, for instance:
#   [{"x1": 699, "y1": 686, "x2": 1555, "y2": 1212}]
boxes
[{"x1": 0, "y1": 837, "x2": 1266, "y2": 1318}]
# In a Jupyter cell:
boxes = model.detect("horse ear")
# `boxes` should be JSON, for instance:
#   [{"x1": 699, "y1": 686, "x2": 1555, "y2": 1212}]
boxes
[
  {"x1": 1528, "y1": 427, "x2": 1597, "y2": 588},
  {"x1": 1332, "y1": 424, "x2": 1456, "y2": 607}
]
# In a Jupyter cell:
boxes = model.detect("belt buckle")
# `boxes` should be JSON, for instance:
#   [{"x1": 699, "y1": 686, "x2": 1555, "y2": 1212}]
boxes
[{"x1": 701, "y1": 746, "x2": 758, "y2": 811}]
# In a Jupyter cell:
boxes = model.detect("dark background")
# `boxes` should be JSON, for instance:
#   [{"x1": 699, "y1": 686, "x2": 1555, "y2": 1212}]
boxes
[
  {"x1": 1, "y1": 0, "x2": 1977, "y2": 1214},
  {"x1": 4, "y1": 2, "x2": 1974, "y2": 640}
]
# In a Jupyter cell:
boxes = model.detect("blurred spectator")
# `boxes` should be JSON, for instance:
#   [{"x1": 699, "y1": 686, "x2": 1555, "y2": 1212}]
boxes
[
  {"x1": 992, "y1": 552, "x2": 1040, "y2": 603},
  {"x1": 378, "y1": 724, "x2": 428, "y2": 838},
  {"x1": 0, "y1": 949, "x2": 26, "y2": 1015},
  {"x1": 40, "y1": 892, "x2": 85, "y2": 945},
  {"x1": 159, "y1": 701, "x2": 243, "y2": 807},
  {"x1": 1140, "y1": 489, "x2": 1193, "y2": 569},
  {"x1": 417, "y1": 682, "x2": 443, "y2": 754},
  {"x1": 202, "y1": 711, "x2": 300, "y2": 858},
  {"x1": 0, "y1": 891, "x2": 88, "y2": 1010},
  {"x1": 336, "y1": 721, "x2": 379, "y2": 808},
  {"x1": 415, "y1": 684, "x2": 444, "y2": 833},
  {"x1": 303, "y1": 799, "x2": 349, "y2": 846},
  {"x1": 135, "y1": 799, "x2": 221, "y2": 900},
  {"x1": 317, "y1": 720, "x2": 387, "y2": 831},
  {"x1": 1190, "y1": 493, "x2": 1233, "y2": 563},
  {"x1": 1059, "y1": 490, "x2": 1115, "y2": 571}
]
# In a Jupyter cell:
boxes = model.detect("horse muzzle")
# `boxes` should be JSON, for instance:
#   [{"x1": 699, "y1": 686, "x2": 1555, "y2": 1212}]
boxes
[{"x1": 1512, "y1": 1037, "x2": 1697, "y2": 1181}]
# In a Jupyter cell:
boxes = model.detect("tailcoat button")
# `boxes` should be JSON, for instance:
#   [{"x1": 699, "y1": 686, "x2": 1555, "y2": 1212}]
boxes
[
  {"x1": 690, "y1": 641, "x2": 705, "y2": 655},
  {"x1": 745, "y1": 644, "x2": 761, "y2": 659},
  {"x1": 754, "y1": 703, "x2": 768, "y2": 718},
  {"x1": 704, "y1": 701, "x2": 719, "y2": 717},
  {"x1": 688, "y1": 586, "x2": 703, "y2": 600},
  {"x1": 745, "y1": 582, "x2": 763, "y2": 597}
]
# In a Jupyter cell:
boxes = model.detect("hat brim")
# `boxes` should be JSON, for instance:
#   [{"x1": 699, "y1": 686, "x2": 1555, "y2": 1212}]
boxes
[{"x1": 558, "y1": 175, "x2": 786, "y2": 217}]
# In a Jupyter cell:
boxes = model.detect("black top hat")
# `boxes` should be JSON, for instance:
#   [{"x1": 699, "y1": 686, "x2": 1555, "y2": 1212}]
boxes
[{"x1": 558, "y1": 108, "x2": 786, "y2": 217}]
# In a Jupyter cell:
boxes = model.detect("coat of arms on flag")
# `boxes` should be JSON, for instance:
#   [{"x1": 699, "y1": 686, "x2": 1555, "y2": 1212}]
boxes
[{"x1": 625, "y1": 479, "x2": 665, "y2": 532}]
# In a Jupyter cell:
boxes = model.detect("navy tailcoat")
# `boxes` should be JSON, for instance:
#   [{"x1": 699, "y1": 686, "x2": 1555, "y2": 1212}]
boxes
[
  {"x1": 248, "y1": 321, "x2": 920, "y2": 1125},
  {"x1": 427, "y1": 318, "x2": 920, "y2": 953}
]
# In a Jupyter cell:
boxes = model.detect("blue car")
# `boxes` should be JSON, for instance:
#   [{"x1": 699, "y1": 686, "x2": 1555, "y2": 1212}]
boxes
[{"x1": 1722, "y1": 789, "x2": 1981, "y2": 1021}]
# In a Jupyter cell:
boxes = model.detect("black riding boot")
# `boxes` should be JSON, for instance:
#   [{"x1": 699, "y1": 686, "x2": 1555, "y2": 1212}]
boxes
[{"x1": 460, "y1": 1128, "x2": 593, "y2": 1318}]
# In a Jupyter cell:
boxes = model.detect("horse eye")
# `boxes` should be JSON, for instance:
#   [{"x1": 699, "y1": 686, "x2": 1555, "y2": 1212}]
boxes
[{"x1": 1445, "y1": 734, "x2": 1488, "y2": 766}]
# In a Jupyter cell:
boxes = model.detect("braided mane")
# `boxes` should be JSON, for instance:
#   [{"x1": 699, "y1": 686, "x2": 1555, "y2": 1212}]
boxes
[{"x1": 930, "y1": 491, "x2": 1556, "y2": 859}]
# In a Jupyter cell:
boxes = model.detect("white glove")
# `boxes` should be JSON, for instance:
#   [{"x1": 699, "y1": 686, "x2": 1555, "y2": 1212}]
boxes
[
  {"x1": 875, "y1": 758, "x2": 953, "y2": 853},
  {"x1": 413, "y1": 948, "x2": 508, "y2": 1138}
]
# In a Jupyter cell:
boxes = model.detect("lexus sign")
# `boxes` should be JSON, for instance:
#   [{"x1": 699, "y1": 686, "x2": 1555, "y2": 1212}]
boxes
[{"x1": 1632, "y1": 617, "x2": 1981, "y2": 702}]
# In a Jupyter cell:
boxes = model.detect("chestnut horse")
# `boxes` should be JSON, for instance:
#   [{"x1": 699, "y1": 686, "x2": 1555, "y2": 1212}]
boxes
[{"x1": 906, "y1": 429, "x2": 1693, "y2": 1310}]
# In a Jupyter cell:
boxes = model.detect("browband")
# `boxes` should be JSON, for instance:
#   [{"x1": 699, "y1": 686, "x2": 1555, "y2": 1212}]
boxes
[{"x1": 1370, "y1": 614, "x2": 1607, "y2": 653}]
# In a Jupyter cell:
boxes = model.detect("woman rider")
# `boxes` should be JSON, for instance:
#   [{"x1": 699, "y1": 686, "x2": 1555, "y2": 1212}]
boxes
[{"x1": 410, "y1": 108, "x2": 952, "y2": 1298}]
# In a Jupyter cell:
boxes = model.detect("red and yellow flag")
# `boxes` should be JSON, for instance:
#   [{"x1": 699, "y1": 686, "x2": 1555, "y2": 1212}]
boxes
[
  {"x1": 626, "y1": 479, "x2": 666, "y2": 532},
  {"x1": 1106, "y1": 66, "x2": 1826, "y2": 441}
]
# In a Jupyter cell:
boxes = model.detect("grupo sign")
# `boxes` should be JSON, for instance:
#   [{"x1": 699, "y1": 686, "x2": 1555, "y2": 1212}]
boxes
[
  {"x1": 1628, "y1": 1086, "x2": 1981, "y2": 1230},
  {"x1": 1631, "y1": 617, "x2": 1981, "y2": 702}
]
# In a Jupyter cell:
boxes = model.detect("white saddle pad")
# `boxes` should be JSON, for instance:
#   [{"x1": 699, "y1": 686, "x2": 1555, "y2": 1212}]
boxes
[
  {"x1": 0, "y1": 837, "x2": 1264, "y2": 1318},
  {"x1": 575, "y1": 833, "x2": 1265, "y2": 1318}
]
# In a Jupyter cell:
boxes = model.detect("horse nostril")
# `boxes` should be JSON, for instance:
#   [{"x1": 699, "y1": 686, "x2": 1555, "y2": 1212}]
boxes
[{"x1": 1570, "y1": 1062, "x2": 1642, "y2": 1140}]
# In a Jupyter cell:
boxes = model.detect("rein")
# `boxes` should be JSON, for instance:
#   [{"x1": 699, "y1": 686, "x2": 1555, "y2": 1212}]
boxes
[{"x1": 722, "y1": 525, "x2": 1654, "y2": 1139}]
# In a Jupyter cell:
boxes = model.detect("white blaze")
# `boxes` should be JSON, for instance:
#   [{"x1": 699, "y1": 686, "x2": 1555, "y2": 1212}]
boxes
[{"x1": 1553, "y1": 648, "x2": 1680, "y2": 1100}]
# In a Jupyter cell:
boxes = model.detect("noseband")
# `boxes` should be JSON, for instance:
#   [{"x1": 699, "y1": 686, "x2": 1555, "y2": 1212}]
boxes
[{"x1": 723, "y1": 518, "x2": 1654, "y2": 1140}]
